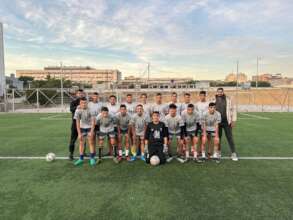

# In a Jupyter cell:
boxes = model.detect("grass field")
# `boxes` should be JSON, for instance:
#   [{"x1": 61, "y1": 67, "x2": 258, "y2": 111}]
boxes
[{"x1": 1, "y1": 112, "x2": 293, "y2": 220}]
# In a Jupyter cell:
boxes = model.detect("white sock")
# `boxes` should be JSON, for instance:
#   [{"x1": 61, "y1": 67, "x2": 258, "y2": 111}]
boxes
[
  {"x1": 118, "y1": 150, "x2": 122, "y2": 157},
  {"x1": 125, "y1": 149, "x2": 129, "y2": 156},
  {"x1": 202, "y1": 152, "x2": 206, "y2": 158},
  {"x1": 185, "y1": 150, "x2": 189, "y2": 159}
]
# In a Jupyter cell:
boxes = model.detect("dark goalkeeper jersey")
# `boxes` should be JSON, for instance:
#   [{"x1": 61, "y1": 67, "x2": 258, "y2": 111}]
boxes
[{"x1": 145, "y1": 121, "x2": 168, "y2": 145}]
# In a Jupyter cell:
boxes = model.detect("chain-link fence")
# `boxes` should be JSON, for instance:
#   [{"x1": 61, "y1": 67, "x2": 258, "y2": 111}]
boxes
[{"x1": 1, "y1": 87, "x2": 293, "y2": 113}]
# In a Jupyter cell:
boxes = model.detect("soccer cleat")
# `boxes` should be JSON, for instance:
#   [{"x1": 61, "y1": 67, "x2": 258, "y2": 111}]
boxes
[
  {"x1": 166, "y1": 156, "x2": 173, "y2": 163},
  {"x1": 74, "y1": 159, "x2": 83, "y2": 166},
  {"x1": 215, "y1": 158, "x2": 221, "y2": 164},
  {"x1": 96, "y1": 158, "x2": 102, "y2": 164},
  {"x1": 117, "y1": 156, "x2": 123, "y2": 162},
  {"x1": 231, "y1": 152, "x2": 239, "y2": 161},
  {"x1": 176, "y1": 157, "x2": 185, "y2": 163},
  {"x1": 194, "y1": 158, "x2": 203, "y2": 163},
  {"x1": 126, "y1": 156, "x2": 131, "y2": 162},
  {"x1": 130, "y1": 156, "x2": 137, "y2": 162},
  {"x1": 89, "y1": 158, "x2": 96, "y2": 166},
  {"x1": 113, "y1": 157, "x2": 120, "y2": 164},
  {"x1": 140, "y1": 155, "x2": 146, "y2": 161}
]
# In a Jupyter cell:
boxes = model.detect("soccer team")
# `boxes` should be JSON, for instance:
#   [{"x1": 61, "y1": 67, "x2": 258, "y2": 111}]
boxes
[{"x1": 69, "y1": 88, "x2": 238, "y2": 166}]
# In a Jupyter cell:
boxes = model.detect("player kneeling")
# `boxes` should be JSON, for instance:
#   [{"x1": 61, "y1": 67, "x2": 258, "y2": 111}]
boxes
[
  {"x1": 145, "y1": 111, "x2": 168, "y2": 165},
  {"x1": 116, "y1": 104, "x2": 131, "y2": 161},
  {"x1": 74, "y1": 97, "x2": 96, "y2": 166},
  {"x1": 202, "y1": 102, "x2": 221, "y2": 163},
  {"x1": 96, "y1": 107, "x2": 118, "y2": 163},
  {"x1": 181, "y1": 104, "x2": 201, "y2": 163}
]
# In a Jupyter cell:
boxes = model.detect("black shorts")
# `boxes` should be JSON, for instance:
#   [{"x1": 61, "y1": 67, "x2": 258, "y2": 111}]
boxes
[
  {"x1": 81, "y1": 128, "x2": 91, "y2": 137},
  {"x1": 206, "y1": 130, "x2": 216, "y2": 137},
  {"x1": 195, "y1": 123, "x2": 203, "y2": 136}
]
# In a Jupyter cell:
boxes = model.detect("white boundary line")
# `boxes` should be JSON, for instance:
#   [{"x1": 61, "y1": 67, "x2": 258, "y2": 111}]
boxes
[
  {"x1": 239, "y1": 113, "x2": 271, "y2": 120},
  {"x1": 1, "y1": 156, "x2": 293, "y2": 160}
]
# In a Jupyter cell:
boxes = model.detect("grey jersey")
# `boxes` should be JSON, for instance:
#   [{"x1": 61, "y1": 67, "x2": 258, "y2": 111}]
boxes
[
  {"x1": 96, "y1": 114, "x2": 116, "y2": 133},
  {"x1": 130, "y1": 113, "x2": 150, "y2": 136},
  {"x1": 181, "y1": 111, "x2": 200, "y2": 131},
  {"x1": 195, "y1": 101, "x2": 209, "y2": 123},
  {"x1": 124, "y1": 102, "x2": 137, "y2": 116},
  {"x1": 203, "y1": 111, "x2": 221, "y2": 132},
  {"x1": 151, "y1": 103, "x2": 168, "y2": 121},
  {"x1": 88, "y1": 101, "x2": 103, "y2": 117},
  {"x1": 74, "y1": 107, "x2": 94, "y2": 129},
  {"x1": 165, "y1": 114, "x2": 184, "y2": 134},
  {"x1": 115, "y1": 112, "x2": 131, "y2": 131},
  {"x1": 106, "y1": 103, "x2": 120, "y2": 117}
]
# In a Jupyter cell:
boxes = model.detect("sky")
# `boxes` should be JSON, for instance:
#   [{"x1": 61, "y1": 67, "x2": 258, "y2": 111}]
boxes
[{"x1": 0, "y1": 0, "x2": 293, "y2": 80}]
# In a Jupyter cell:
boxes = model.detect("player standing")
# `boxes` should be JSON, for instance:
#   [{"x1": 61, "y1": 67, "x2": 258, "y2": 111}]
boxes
[
  {"x1": 139, "y1": 93, "x2": 151, "y2": 117},
  {"x1": 202, "y1": 102, "x2": 221, "y2": 163},
  {"x1": 116, "y1": 104, "x2": 131, "y2": 161},
  {"x1": 73, "y1": 97, "x2": 96, "y2": 166},
  {"x1": 194, "y1": 91, "x2": 209, "y2": 159},
  {"x1": 68, "y1": 89, "x2": 84, "y2": 160},
  {"x1": 130, "y1": 104, "x2": 150, "y2": 161},
  {"x1": 181, "y1": 103, "x2": 201, "y2": 162},
  {"x1": 164, "y1": 104, "x2": 185, "y2": 162},
  {"x1": 106, "y1": 95, "x2": 120, "y2": 156},
  {"x1": 96, "y1": 107, "x2": 118, "y2": 163}
]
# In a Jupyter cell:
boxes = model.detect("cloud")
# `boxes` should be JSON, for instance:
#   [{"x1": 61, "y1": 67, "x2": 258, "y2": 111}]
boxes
[{"x1": 1, "y1": 0, "x2": 293, "y2": 79}]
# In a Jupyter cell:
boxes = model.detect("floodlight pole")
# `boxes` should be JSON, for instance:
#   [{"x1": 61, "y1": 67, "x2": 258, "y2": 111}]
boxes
[
  {"x1": 60, "y1": 62, "x2": 64, "y2": 111},
  {"x1": 256, "y1": 57, "x2": 260, "y2": 88},
  {"x1": 236, "y1": 60, "x2": 239, "y2": 111}
]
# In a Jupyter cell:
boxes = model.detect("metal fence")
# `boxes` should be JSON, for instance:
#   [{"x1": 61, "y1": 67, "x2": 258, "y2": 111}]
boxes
[{"x1": 1, "y1": 87, "x2": 293, "y2": 113}]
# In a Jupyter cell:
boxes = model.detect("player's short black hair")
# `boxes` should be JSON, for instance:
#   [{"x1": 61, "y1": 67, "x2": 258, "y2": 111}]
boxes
[
  {"x1": 171, "y1": 92, "x2": 177, "y2": 96},
  {"x1": 77, "y1": 89, "x2": 84, "y2": 93},
  {"x1": 101, "y1": 106, "x2": 109, "y2": 112},
  {"x1": 126, "y1": 94, "x2": 132, "y2": 97},
  {"x1": 184, "y1": 93, "x2": 191, "y2": 96},
  {"x1": 109, "y1": 95, "x2": 117, "y2": 99},
  {"x1": 156, "y1": 93, "x2": 162, "y2": 96},
  {"x1": 199, "y1": 91, "x2": 206, "y2": 95},
  {"x1": 152, "y1": 111, "x2": 160, "y2": 116},
  {"x1": 209, "y1": 102, "x2": 216, "y2": 107},
  {"x1": 93, "y1": 92, "x2": 99, "y2": 95},
  {"x1": 187, "y1": 103, "x2": 194, "y2": 108},
  {"x1": 136, "y1": 104, "x2": 143, "y2": 108},
  {"x1": 217, "y1": 87, "x2": 224, "y2": 92},
  {"x1": 141, "y1": 93, "x2": 147, "y2": 98},
  {"x1": 120, "y1": 104, "x2": 126, "y2": 109},
  {"x1": 80, "y1": 97, "x2": 87, "y2": 101},
  {"x1": 169, "y1": 103, "x2": 177, "y2": 109}
]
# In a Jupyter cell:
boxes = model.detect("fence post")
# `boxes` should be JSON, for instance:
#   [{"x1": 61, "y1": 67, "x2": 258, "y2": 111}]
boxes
[
  {"x1": 36, "y1": 89, "x2": 40, "y2": 111},
  {"x1": 12, "y1": 88, "x2": 15, "y2": 112}
]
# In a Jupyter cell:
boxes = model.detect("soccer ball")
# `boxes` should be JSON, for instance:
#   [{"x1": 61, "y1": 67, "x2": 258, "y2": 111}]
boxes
[
  {"x1": 46, "y1": 153, "x2": 56, "y2": 162},
  {"x1": 150, "y1": 155, "x2": 160, "y2": 166}
]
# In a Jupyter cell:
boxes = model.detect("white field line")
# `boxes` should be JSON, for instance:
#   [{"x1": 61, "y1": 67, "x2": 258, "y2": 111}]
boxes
[
  {"x1": 239, "y1": 113, "x2": 271, "y2": 120},
  {"x1": 40, "y1": 114, "x2": 71, "y2": 120},
  {"x1": 1, "y1": 156, "x2": 293, "y2": 160}
]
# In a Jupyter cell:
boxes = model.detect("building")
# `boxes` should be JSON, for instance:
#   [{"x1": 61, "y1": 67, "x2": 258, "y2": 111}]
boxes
[
  {"x1": 225, "y1": 73, "x2": 248, "y2": 83},
  {"x1": 6, "y1": 74, "x2": 23, "y2": 90},
  {"x1": 122, "y1": 76, "x2": 193, "y2": 85},
  {"x1": 16, "y1": 66, "x2": 122, "y2": 85},
  {"x1": 252, "y1": 73, "x2": 282, "y2": 82}
]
